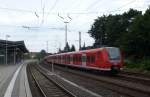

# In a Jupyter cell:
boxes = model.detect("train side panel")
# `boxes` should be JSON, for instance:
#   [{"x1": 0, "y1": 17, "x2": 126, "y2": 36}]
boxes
[{"x1": 45, "y1": 47, "x2": 123, "y2": 72}]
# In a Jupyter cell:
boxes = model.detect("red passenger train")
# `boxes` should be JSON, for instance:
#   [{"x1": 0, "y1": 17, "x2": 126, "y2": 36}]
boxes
[{"x1": 44, "y1": 47, "x2": 124, "y2": 73}]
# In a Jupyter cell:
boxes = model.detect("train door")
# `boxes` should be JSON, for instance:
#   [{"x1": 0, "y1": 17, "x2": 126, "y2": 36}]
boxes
[
  {"x1": 61, "y1": 55, "x2": 63, "y2": 64},
  {"x1": 70, "y1": 55, "x2": 73, "y2": 64},
  {"x1": 82, "y1": 54, "x2": 86, "y2": 67}
]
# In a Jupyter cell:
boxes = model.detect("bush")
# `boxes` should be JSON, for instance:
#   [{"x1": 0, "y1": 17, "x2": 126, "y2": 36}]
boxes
[
  {"x1": 124, "y1": 58, "x2": 150, "y2": 71},
  {"x1": 141, "y1": 59, "x2": 150, "y2": 71},
  {"x1": 124, "y1": 59, "x2": 141, "y2": 68}
]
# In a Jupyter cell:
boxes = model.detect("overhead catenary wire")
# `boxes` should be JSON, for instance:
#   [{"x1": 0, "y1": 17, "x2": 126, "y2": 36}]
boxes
[
  {"x1": 47, "y1": 0, "x2": 59, "y2": 16},
  {"x1": 72, "y1": 0, "x2": 138, "y2": 30},
  {"x1": 40, "y1": 0, "x2": 45, "y2": 25},
  {"x1": 0, "y1": 0, "x2": 141, "y2": 15},
  {"x1": 85, "y1": 0, "x2": 104, "y2": 11},
  {"x1": 0, "y1": 0, "x2": 147, "y2": 31},
  {"x1": 44, "y1": 0, "x2": 59, "y2": 24}
]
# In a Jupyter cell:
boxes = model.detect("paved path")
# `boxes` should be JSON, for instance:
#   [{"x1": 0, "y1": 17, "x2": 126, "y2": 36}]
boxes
[{"x1": 0, "y1": 62, "x2": 32, "y2": 97}]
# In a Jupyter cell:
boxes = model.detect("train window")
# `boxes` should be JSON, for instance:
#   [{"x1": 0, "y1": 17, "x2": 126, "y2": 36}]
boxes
[
  {"x1": 76, "y1": 56, "x2": 78, "y2": 62},
  {"x1": 106, "y1": 47, "x2": 121, "y2": 60},
  {"x1": 87, "y1": 56, "x2": 90, "y2": 62},
  {"x1": 64, "y1": 56, "x2": 65, "y2": 62},
  {"x1": 97, "y1": 51, "x2": 101, "y2": 58},
  {"x1": 67, "y1": 56, "x2": 68, "y2": 62},
  {"x1": 75, "y1": 56, "x2": 77, "y2": 62},
  {"x1": 73, "y1": 56, "x2": 75, "y2": 62},
  {"x1": 74, "y1": 56, "x2": 75, "y2": 62},
  {"x1": 66, "y1": 56, "x2": 68, "y2": 62},
  {"x1": 82, "y1": 55, "x2": 86, "y2": 62},
  {"x1": 59, "y1": 56, "x2": 61, "y2": 62},
  {"x1": 61, "y1": 57, "x2": 62, "y2": 62},
  {"x1": 68, "y1": 56, "x2": 70, "y2": 62},
  {"x1": 63, "y1": 56, "x2": 65, "y2": 62},
  {"x1": 70, "y1": 55, "x2": 73, "y2": 62},
  {"x1": 78, "y1": 56, "x2": 80, "y2": 62},
  {"x1": 77, "y1": 56, "x2": 79, "y2": 62},
  {"x1": 79, "y1": 56, "x2": 81, "y2": 62},
  {"x1": 91, "y1": 55, "x2": 95, "y2": 63},
  {"x1": 66, "y1": 56, "x2": 67, "y2": 62}
]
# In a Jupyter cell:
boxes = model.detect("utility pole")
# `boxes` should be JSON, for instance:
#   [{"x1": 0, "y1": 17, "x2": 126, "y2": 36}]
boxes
[
  {"x1": 64, "y1": 22, "x2": 69, "y2": 45},
  {"x1": 5, "y1": 35, "x2": 10, "y2": 65},
  {"x1": 46, "y1": 41, "x2": 48, "y2": 53},
  {"x1": 58, "y1": 14, "x2": 72, "y2": 47},
  {"x1": 14, "y1": 47, "x2": 16, "y2": 64},
  {"x1": 79, "y1": 31, "x2": 81, "y2": 50},
  {"x1": 0, "y1": 32, "x2": 2, "y2": 39}
]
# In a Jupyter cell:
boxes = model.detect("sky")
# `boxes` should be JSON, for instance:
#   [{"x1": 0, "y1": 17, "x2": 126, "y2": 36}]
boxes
[{"x1": 0, "y1": 0, "x2": 149, "y2": 53}]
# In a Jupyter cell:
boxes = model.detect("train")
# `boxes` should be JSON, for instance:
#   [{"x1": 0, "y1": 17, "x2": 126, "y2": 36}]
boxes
[{"x1": 44, "y1": 47, "x2": 124, "y2": 74}]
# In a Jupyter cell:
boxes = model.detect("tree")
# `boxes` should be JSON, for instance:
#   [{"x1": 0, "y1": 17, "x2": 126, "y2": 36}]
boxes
[
  {"x1": 81, "y1": 42, "x2": 86, "y2": 50},
  {"x1": 88, "y1": 9, "x2": 142, "y2": 47},
  {"x1": 88, "y1": 15, "x2": 108, "y2": 46},
  {"x1": 36, "y1": 49, "x2": 47, "y2": 60},
  {"x1": 122, "y1": 7, "x2": 150, "y2": 58},
  {"x1": 70, "y1": 44, "x2": 75, "y2": 51},
  {"x1": 64, "y1": 42, "x2": 70, "y2": 52},
  {"x1": 58, "y1": 48, "x2": 62, "y2": 53}
]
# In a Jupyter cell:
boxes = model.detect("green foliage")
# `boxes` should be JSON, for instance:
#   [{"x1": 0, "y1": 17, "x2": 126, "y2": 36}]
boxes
[
  {"x1": 70, "y1": 44, "x2": 75, "y2": 51},
  {"x1": 122, "y1": 7, "x2": 150, "y2": 57},
  {"x1": 88, "y1": 8, "x2": 150, "y2": 58},
  {"x1": 59, "y1": 43, "x2": 76, "y2": 53},
  {"x1": 36, "y1": 50, "x2": 47, "y2": 60},
  {"x1": 81, "y1": 42, "x2": 86, "y2": 50},
  {"x1": 141, "y1": 59, "x2": 150, "y2": 71},
  {"x1": 88, "y1": 9, "x2": 142, "y2": 47},
  {"x1": 24, "y1": 53, "x2": 31, "y2": 59},
  {"x1": 64, "y1": 42, "x2": 70, "y2": 52},
  {"x1": 124, "y1": 59, "x2": 141, "y2": 69},
  {"x1": 88, "y1": 8, "x2": 150, "y2": 70},
  {"x1": 125, "y1": 58, "x2": 150, "y2": 71}
]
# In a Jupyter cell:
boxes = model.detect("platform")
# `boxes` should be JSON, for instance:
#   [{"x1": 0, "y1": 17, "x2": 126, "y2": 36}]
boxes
[{"x1": 0, "y1": 63, "x2": 32, "y2": 97}]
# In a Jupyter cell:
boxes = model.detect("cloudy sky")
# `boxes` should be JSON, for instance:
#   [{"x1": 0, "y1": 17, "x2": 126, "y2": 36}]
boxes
[{"x1": 0, "y1": 0, "x2": 149, "y2": 53}]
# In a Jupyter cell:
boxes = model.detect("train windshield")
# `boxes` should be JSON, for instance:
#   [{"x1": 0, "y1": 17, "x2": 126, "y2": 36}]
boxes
[{"x1": 106, "y1": 47, "x2": 121, "y2": 60}]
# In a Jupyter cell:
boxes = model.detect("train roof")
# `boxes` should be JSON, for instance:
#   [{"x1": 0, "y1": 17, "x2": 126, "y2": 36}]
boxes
[{"x1": 46, "y1": 47, "x2": 118, "y2": 57}]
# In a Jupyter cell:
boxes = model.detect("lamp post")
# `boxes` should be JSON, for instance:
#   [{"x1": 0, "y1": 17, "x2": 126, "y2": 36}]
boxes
[
  {"x1": 0, "y1": 55, "x2": 4, "y2": 64},
  {"x1": 5, "y1": 35, "x2": 10, "y2": 65},
  {"x1": 14, "y1": 47, "x2": 16, "y2": 64},
  {"x1": 46, "y1": 41, "x2": 49, "y2": 53}
]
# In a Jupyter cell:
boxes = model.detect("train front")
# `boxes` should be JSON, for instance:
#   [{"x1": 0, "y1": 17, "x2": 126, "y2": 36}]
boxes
[{"x1": 105, "y1": 47, "x2": 123, "y2": 73}]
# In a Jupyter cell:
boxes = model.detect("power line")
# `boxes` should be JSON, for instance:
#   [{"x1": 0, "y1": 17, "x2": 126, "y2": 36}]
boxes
[
  {"x1": 48, "y1": 0, "x2": 59, "y2": 13},
  {"x1": 45, "y1": 0, "x2": 59, "y2": 24},
  {"x1": 72, "y1": 0, "x2": 138, "y2": 29},
  {"x1": 0, "y1": 0, "x2": 138, "y2": 15},
  {"x1": 0, "y1": 6, "x2": 98, "y2": 14},
  {"x1": 85, "y1": 0, "x2": 103, "y2": 11},
  {"x1": 0, "y1": 6, "x2": 34, "y2": 13},
  {"x1": 117, "y1": 0, "x2": 137, "y2": 10}
]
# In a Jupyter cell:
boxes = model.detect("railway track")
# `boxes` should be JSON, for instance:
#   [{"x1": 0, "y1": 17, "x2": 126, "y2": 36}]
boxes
[
  {"x1": 28, "y1": 64, "x2": 76, "y2": 97},
  {"x1": 116, "y1": 72, "x2": 150, "y2": 86},
  {"x1": 121, "y1": 71, "x2": 150, "y2": 78},
  {"x1": 40, "y1": 63, "x2": 150, "y2": 97}
]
